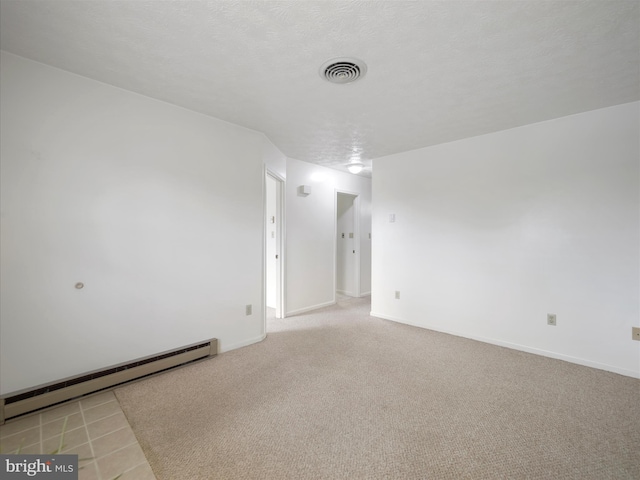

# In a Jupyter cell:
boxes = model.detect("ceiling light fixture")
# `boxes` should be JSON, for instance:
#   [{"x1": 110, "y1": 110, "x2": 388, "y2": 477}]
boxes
[
  {"x1": 347, "y1": 162, "x2": 364, "y2": 174},
  {"x1": 320, "y1": 57, "x2": 367, "y2": 84}
]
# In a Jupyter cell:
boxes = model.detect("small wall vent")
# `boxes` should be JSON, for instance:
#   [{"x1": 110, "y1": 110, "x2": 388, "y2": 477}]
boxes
[{"x1": 320, "y1": 57, "x2": 367, "y2": 84}]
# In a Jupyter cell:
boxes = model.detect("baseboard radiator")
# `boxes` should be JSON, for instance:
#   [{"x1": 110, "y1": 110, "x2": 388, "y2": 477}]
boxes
[{"x1": 1, "y1": 338, "x2": 217, "y2": 424}]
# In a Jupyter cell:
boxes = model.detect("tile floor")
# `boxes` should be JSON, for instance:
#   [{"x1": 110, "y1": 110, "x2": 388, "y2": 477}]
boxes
[{"x1": 0, "y1": 391, "x2": 156, "y2": 480}]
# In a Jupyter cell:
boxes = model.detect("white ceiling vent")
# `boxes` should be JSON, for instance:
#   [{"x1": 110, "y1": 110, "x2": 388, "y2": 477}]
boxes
[{"x1": 320, "y1": 57, "x2": 367, "y2": 84}]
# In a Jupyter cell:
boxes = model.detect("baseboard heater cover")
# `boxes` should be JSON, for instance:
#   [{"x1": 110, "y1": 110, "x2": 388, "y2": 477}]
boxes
[{"x1": 1, "y1": 338, "x2": 218, "y2": 424}]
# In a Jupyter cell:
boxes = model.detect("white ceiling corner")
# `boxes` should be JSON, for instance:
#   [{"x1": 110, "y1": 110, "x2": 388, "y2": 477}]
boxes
[{"x1": 1, "y1": 0, "x2": 638, "y2": 178}]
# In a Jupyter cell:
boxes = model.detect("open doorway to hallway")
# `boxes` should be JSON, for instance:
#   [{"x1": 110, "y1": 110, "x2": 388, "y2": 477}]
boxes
[
  {"x1": 265, "y1": 171, "x2": 284, "y2": 322},
  {"x1": 336, "y1": 191, "x2": 360, "y2": 302}
]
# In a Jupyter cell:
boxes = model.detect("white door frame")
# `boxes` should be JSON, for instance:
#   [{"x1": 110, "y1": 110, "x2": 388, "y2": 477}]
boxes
[
  {"x1": 334, "y1": 189, "x2": 361, "y2": 300},
  {"x1": 264, "y1": 169, "x2": 286, "y2": 323}
]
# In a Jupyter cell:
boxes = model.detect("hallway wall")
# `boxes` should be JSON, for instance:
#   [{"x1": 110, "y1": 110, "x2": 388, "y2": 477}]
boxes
[{"x1": 286, "y1": 158, "x2": 372, "y2": 315}]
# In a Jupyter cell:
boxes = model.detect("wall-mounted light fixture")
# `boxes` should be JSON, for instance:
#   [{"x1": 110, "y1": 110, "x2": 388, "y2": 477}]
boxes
[{"x1": 298, "y1": 185, "x2": 312, "y2": 196}]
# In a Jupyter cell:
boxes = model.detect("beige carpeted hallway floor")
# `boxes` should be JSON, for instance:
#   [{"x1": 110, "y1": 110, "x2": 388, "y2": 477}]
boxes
[{"x1": 115, "y1": 296, "x2": 640, "y2": 479}]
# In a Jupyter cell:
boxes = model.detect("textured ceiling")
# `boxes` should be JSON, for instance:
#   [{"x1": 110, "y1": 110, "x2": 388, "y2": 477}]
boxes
[{"x1": 1, "y1": 1, "x2": 638, "y2": 177}]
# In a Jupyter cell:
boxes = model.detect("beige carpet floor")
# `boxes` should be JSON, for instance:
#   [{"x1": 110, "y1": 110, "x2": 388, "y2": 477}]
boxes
[{"x1": 115, "y1": 297, "x2": 640, "y2": 479}]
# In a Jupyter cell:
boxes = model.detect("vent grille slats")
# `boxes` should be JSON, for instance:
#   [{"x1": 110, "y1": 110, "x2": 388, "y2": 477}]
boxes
[{"x1": 320, "y1": 57, "x2": 367, "y2": 84}]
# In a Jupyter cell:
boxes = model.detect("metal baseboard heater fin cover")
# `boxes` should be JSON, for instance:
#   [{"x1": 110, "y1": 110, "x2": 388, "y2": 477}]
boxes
[{"x1": 1, "y1": 338, "x2": 217, "y2": 424}]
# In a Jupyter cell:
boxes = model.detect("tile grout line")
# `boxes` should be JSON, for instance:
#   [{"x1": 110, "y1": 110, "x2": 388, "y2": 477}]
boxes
[
  {"x1": 116, "y1": 459, "x2": 150, "y2": 478},
  {"x1": 92, "y1": 440, "x2": 140, "y2": 462},
  {"x1": 89, "y1": 425, "x2": 129, "y2": 443},
  {"x1": 1, "y1": 396, "x2": 117, "y2": 451},
  {"x1": 84, "y1": 410, "x2": 122, "y2": 428},
  {"x1": 111, "y1": 392, "x2": 157, "y2": 480},
  {"x1": 79, "y1": 400, "x2": 101, "y2": 480},
  {"x1": 42, "y1": 424, "x2": 85, "y2": 444},
  {"x1": 0, "y1": 420, "x2": 36, "y2": 443},
  {"x1": 39, "y1": 412, "x2": 43, "y2": 454},
  {"x1": 83, "y1": 399, "x2": 116, "y2": 415},
  {"x1": 84, "y1": 397, "x2": 115, "y2": 410},
  {"x1": 2, "y1": 395, "x2": 144, "y2": 479},
  {"x1": 90, "y1": 397, "x2": 144, "y2": 479}
]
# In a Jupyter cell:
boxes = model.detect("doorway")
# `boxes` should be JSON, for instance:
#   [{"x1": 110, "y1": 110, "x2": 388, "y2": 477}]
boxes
[
  {"x1": 336, "y1": 191, "x2": 360, "y2": 300},
  {"x1": 265, "y1": 171, "x2": 284, "y2": 319}
]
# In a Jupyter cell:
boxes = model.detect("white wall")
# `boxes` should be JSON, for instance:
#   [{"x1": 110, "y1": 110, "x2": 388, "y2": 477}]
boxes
[
  {"x1": 286, "y1": 158, "x2": 372, "y2": 315},
  {"x1": 372, "y1": 102, "x2": 640, "y2": 378},
  {"x1": 0, "y1": 52, "x2": 267, "y2": 394},
  {"x1": 262, "y1": 136, "x2": 286, "y2": 180}
]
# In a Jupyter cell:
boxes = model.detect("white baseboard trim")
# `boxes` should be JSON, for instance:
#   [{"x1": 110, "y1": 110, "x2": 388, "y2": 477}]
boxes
[
  {"x1": 337, "y1": 291, "x2": 371, "y2": 298},
  {"x1": 287, "y1": 300, "x2": 336, "y2": 317},
  {"x1": 220, "y1": 333, "x2": 267, "y2": 353},
  {"x1": 370, "y1": 311, "x2": 640, "y2": 379},
  {"x1": 337, "y1": 289, "x2": 355, "y2": 297}
]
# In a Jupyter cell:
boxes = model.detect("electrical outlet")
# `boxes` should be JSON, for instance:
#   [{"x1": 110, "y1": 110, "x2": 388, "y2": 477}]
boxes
[
  {"x1": 547, "y1": 314, "x2": 556, "y2": 326},
  {"x1": 395, "y1": 291, "x2": 400, "y2": 300},
  {"x1": 632, "y1": 327, "x2": 640, "y2": 341},
  {"x1": 246, "y1": 304, "x2": 252, "y2": 316}
]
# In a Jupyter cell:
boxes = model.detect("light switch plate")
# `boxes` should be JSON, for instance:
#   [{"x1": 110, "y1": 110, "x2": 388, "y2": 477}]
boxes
[{"x1": 633, "y1": 327, "x2": 640, "y2": 341}]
